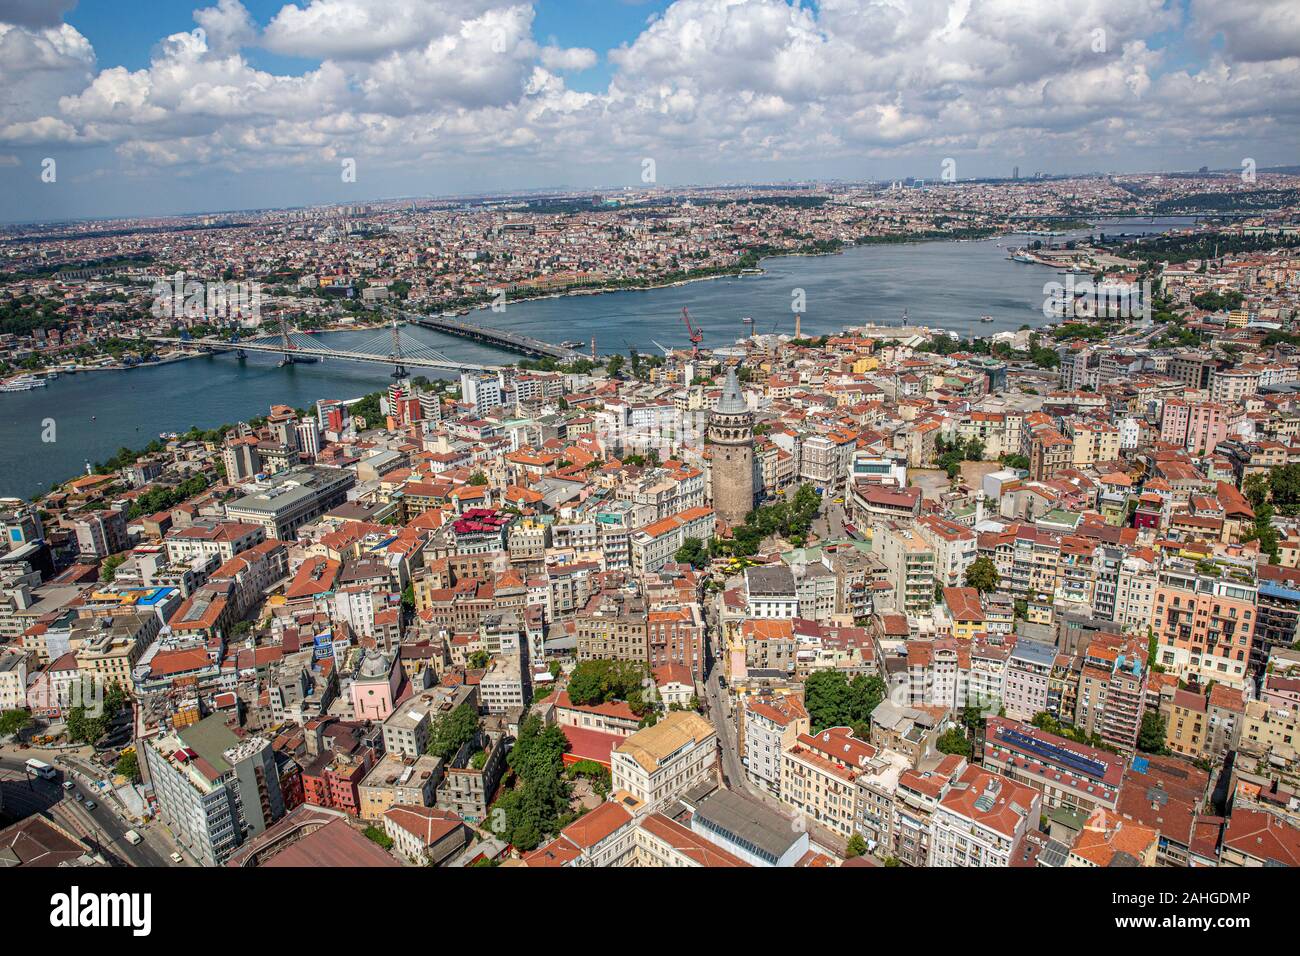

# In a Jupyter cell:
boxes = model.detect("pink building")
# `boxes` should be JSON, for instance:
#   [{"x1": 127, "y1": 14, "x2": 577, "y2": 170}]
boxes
[
  {"x1": 1185, "y1": 402, "x2": 1229, "y2": 456},
  {"x1": 350, "y1": 647, "x2": 400, "y2": 721},
  {"x1": 1159, "y1": 399, "x2": 1190, "y2": 447},
  {"x1": 1160, "y1": 400, "x2": 1230, "y2": 455}
]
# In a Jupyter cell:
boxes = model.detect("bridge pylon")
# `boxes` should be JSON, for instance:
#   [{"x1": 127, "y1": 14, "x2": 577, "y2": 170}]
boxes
[{"x1": 388, "y1": 317, "x2": 408, "y2": 380}]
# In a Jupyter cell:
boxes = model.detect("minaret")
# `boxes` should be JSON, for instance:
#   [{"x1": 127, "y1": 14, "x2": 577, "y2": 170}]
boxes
[
  {"x1": 708, "y1": 365, "x2": 755, "y2": 527},
  {"x1": 794, "y1": 313, "x2": 802, "y2": 340}
]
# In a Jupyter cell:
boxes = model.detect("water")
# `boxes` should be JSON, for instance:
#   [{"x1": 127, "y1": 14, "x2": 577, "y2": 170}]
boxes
[{"x1": 0, "y1": 217, "x2": 1188, "y2": 499}]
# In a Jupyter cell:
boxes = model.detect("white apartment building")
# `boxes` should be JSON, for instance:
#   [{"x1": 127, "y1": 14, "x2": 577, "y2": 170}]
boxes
[{"x1": 928, "y1": 766, "x2": 1040, "y2": 868}]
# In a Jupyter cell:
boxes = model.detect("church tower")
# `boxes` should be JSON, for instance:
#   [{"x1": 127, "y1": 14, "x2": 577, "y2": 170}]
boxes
[{"x1": 709, "y1": 365, "x2": 755, "y2": 527}]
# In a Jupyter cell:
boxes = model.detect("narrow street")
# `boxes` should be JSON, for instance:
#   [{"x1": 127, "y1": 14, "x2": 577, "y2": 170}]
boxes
[
  {"x1": 703, "y1": 588, "x2": 847, "y2": 858},
  {"x1": 0, "y1": 750, "x2": 173, "y2": 867}
]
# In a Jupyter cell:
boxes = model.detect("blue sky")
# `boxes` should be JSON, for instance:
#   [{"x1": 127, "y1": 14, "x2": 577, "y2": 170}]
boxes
[{"x1": 0, "y1": 0, "x2": 1296, "y2": 220}]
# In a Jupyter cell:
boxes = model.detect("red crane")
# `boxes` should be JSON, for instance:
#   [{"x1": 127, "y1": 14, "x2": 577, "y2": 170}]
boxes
[{"x1": 680, "y1": 306, "x2": 703, "y2": 358}]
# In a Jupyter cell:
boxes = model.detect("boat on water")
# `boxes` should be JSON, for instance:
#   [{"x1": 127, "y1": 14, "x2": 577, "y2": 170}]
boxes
[
  {"x1": 560, "y1": 341, "x2": 584, "y2": 349},
  {"x1": 0, "y1": 375, "x2": 48, "y2": 392},
  {"x1": 979, "y1": 314, "x2": 994, "y2": 323}
]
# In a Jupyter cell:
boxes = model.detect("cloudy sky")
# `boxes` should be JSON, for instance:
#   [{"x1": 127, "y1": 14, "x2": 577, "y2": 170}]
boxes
[{"x1": 0, "y1": 0, "x2": 1297, "y2": 221}]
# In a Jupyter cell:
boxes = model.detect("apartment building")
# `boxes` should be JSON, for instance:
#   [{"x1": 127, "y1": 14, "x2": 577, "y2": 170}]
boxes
[
  {"x1": 1150, "y1": 557, "x2": 1256, "y2": 689},
  {"x1": 742, "y1": 694, "x2": 810, "y2": 796},
  {"x1": 928, "y1": 765, "x2": 1040, "y2": 867},
  {"x1": 575, "y1": 589, "x2": 648, "y2": 665},
  {"x1": 982, "y1": 717, "x2": 1123, "y2": 813},
  {"x1": 610, "y1": 711, "x2": 717, "y2": 809},
  {"x1": 876, "y1": 526, "x2": 936, "y2": 618},
  {"x1": 143, "y1": 715, "x2": 284, "y2": 867},
  {"x1": 780, "y1": 726, "x2": 875, "y2": 839}
]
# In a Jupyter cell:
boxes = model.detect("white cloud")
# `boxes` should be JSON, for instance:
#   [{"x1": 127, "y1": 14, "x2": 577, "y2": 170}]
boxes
[
  {"x1": 540, "y1": 44, "x2": 597, "y2": 71},
  {"x1": 0, "y1": 0, "x2": 1296, "y2": 185},
  {"x1": 194, "y1": 0, "x2": 257, "y2": 54}
]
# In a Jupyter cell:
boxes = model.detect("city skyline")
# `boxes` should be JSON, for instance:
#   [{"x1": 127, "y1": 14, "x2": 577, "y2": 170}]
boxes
[{"x1": 1, "y1": 0, "x2": 1298, "y2": 221}]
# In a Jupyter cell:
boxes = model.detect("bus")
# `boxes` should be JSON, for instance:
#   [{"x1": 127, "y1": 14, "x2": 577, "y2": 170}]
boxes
[{"x1": 25, "y1": 758, "x2": 57, "y2": 780}]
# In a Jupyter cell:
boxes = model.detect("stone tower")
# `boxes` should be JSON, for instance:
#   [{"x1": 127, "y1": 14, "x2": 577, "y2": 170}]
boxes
[{"x1": 709, "y1": 365, "x2": 755, "y2": 527}]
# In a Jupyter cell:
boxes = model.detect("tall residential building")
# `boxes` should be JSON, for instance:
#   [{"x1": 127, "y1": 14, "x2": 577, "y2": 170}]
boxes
[
  {"x1": 877, "y1": 526, "x2": 936, "y2": 618},
  {"x1": 742, "y1": 694, "x2": 810, "y2": 795},
  {"x1": 780, "y1": 725, "x2": 876, "y2": 839},
  {"x1": 460, "y1": 371, "x2": 502, "y2": 414},
  {"x1": 708, "y1": 365, "x2": 754, "y2": 527},
  {"x1": 1150, "y1": 556, "x2": 1256, "y2": 689},
  {"x1": 143, "y1": 715, "x2": 284, "y2": 866},
  {"x1": 73, "y1": 509, "x2": 128, "y2": 559},
  {"x1": 1003, "y1": 638, "x2": 1056, "y2": 721}
]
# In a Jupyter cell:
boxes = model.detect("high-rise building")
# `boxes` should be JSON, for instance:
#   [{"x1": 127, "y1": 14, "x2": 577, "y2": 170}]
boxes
[
  {"x1": 708, "y1": 365, "x2": 754, "y2": 527},
  {"x1": 73, "y1": 509, "x2": 128, "y2": 559},
  {"x1": 143, "y1": 714, "x2": 284, "y2": 866}
]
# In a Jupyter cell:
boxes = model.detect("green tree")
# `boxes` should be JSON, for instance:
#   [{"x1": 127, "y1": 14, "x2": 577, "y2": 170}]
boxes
[
  {"x1": 804, "y1": 670, "x2": 884, "y2": 736},
  {"x1": 959, "y1": 705, "x2": 986, "y2": 736},
  {"x1": 469, "y1": 650, "x2": 490, "y2": 669},
  {"x1": 1030, "y1": 711, "x2": 1062, "y2": 735},
  {"x1": 0, "y1": 709, "x2": 33, "y2": 736},
  {"x1": 566, "y1": 659, "x2": 648, "y2": 711},
  {"x1": 492, "y1": 714, "x2": 572, "y2": 851},
  {"x1": 675, "y1": 537, "x2": 707, "y2": 569},
  {"x1": 1138, "y1": 710, "x2": 1169, "y2": 754},
  {"x1": 115, "y1": 749, "x2": 141, "y2": 784},
  {"x1": 606, "y1": 354, "x2": 625, "y2": 378},
  {"x1": 65, "y1": 705, "x2": 106, "y2": 745},
  {"x1": 427, "y1": 703, "x2": 479, "y2": 760},
  {"x1": 936, "y1": 727, "x2": 973, "y2": 757},
  {"x1": 468, "y1": 471, "x2": 488, "y2": 486},
  {"x1": 845, "y1": 833, "x2": 868, "y2": 859},
  {"x1": 804, "y1": 669, "x2": 853, "y2": 732},
  {"x1": 99, "y1": 554, "x2": 127, "y2": 583},
  {"x1": 963, "y1": 557, "x2": 1000, "y2": 594},
  {"x1": 1271, "y1": 464, "x2": 1300, "y2": 513},
  {"x1": 1243, "y1": 473, "x2": 1270, "y2": 509}
]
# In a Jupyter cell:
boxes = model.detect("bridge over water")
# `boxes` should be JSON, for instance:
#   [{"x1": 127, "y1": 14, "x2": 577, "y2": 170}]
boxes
[
  {"x1": 150, "y1": 310, "x2": 583, "y2": 376},
  {"x1": 394, "y1": 309, "x2": 583, "y2": 362}
]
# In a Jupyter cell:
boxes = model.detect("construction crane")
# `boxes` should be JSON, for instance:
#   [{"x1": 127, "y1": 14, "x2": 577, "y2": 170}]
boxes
[{"x1": 680, "y1": 306, "x2": 703, "y2": 358}]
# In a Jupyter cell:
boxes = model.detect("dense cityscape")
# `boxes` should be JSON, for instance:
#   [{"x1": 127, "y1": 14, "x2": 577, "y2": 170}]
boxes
[{"x1": 0, "y1": 0, "x2": 1296, "y2": 934}]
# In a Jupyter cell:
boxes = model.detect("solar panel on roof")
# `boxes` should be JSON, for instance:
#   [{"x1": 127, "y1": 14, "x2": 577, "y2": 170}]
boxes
[{"x1": 999, "y1": 728, "x2": 1108, "y2": 780}]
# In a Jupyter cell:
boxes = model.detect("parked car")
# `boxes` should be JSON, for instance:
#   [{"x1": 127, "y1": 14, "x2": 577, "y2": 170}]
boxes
[
  {"x1": 169, "y1": 852, "x2": 183, "y2": 864},
  {"x1": 83, "y1": 800, "x2": 96, "y2": 811},
  {"x1": 61, "y1": 780, "x2": 75, "y2": 791},
  {"x1": 72, "y1": 791, "x2": 83, "y2": 802}
]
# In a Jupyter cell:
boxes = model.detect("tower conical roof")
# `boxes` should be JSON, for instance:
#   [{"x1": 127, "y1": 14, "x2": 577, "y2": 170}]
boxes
[{"x1": 717, "y1": 365, "x2": 747, "y2": 414}]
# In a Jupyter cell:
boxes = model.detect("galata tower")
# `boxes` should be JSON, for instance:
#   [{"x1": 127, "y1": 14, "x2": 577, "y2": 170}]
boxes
[{"x1": 708, "y1": 365, "x2": 755, "y2": 527}]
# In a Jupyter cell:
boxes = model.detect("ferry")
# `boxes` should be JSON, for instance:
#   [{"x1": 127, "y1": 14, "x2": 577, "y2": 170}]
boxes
[
  {"x1": 0, "y1": 375, "x2": 48, "y2": 392},
  {"x1": 979, "y1": 314, "x2": 994, "y2": 323}
]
